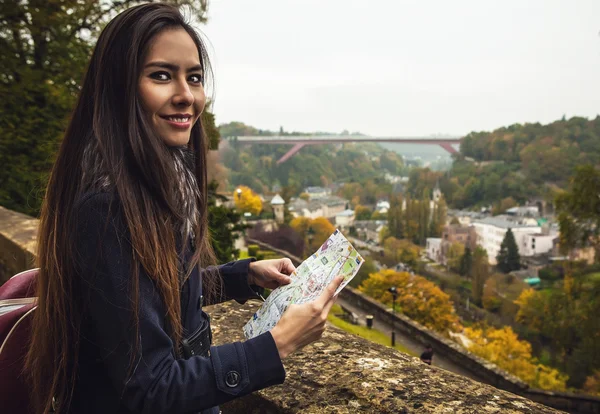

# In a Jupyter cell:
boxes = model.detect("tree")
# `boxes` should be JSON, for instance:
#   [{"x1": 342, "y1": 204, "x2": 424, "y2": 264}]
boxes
[
  {"x1": 496, "y1": 228, "x2": 521, "y2": 273},
  {"x1": 584, "y1": 370, "x2": 600, "y2": 396},
  {"x1": 492, "y1": 197, "x2": 517, "y2": 216},
  {"x1": 515, "y1": 275, "x2": 600, "y2": 388},
  {"x1": 359, "y1": 269, "x2": 461, "y2": 333},
  {"x1": 207, "y1": 181, "x2": 248, "y2": 263},
  {"x1": 446, "y1": 242, "x2": 465, "y2": 273},
  {"x1": 378, "y1": 226, "x2": 390, "y2": 245},
  {"x1": 290, "y1": 216, "x2": 335, "y2": 255},
  {"x1": 387, "y1": 194, "x2": 404, "y2": 239},
  {"x1": 349, "y1": 257, "x2": 377, "y2": 289},
  {"x1": 482, "y1": 277, "x2": 502, "y2": 312},
  {"x1": 464, "y1": 325, "x2": 568, "y2": 391},
  {"x1": 471, "y1": 247, "x2": 489, "y2": 306},
  {"x1": 555, "y1": 165, "x2": 600, "y2": 257},
  {"x1": 354, "y1": 205, "x2": 372, "y2": 220},
  {"x1": 233, "y1": 186, "x2": 262, "y2": 216},
  {"x1": 0, "y1": 0, "x2": 208, "y2": 216},
  {"x1": 382, "y1": 237, "x2": 420, "y2": 267},
  {"x1": 459, "y1": 247, "x2": 472, "y2": 277}
]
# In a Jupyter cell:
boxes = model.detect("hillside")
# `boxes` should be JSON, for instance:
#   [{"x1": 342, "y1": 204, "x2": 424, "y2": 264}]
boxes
[{"x1": 407, "y1": 116, "x2": 600, "y2": 209}]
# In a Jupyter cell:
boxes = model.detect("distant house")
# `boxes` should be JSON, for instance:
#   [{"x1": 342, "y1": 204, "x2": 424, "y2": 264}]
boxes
[
  {"x1": 289, "y1": 195, "x2": 347, "y2": 220},
  {"x1": 442, "y1": 225, "x2": 477, "y2": 250},
  {"x1": 335, "y1": 209, "x2": 355, "y2": 228},
  {"x1": 506, "y1": 206, "x2": 539, "y2": 218},
  {"x1": 353, "y1": 220, "x2": 387, "y2": 243},
  {"x1": 447, "y1": 209, "x2": 486, "y2": 226},
  {"x1": 376, "y1": 200, "x2": 390, "y2": 214},
  {"x1": 426, "y1": 238, "x2": 442, "y2": 263},
  {"x1": 551, "y1": 239, "x2": 596, "y2": 264},
  {"x1": 520, "y1": 233, "x2": 557, "y2": 257},
  {"x1": 472, "y1": 215, "x2": 541, "y2": 265},
  {"x1": 304, "y1": 186, "x2": 331, "y2": 199}
]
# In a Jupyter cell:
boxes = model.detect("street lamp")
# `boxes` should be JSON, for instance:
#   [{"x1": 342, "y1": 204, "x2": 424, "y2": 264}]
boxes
[
  {"x1": 236, "y1": 188, "x2": 242, "y2": 201},
  {"x1": 388, "y1": 286, "x2": 398, "y2": 347}
]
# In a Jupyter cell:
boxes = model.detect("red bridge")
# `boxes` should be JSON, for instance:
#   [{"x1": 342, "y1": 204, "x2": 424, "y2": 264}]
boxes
[{"x1": 228, "y1": 135, "x2": 462, "y2": 164}]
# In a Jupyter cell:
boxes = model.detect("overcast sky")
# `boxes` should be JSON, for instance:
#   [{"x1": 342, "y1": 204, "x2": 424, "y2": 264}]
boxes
[{"x1": 200, "y1": 0, "x2": 600, "y2": 136}]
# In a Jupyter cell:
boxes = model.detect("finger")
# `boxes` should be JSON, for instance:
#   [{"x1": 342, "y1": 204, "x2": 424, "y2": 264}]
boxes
[
  {"x1": 274, "y1": 272, "x2": 292, "y2": 285},
  {"x1": 280, "y1": 258, "x2": 296, "y2": 275},
  {"x1": 316, "y1": 275, "x2": 344, "y2": 307},
  {"x1": 322, "y1": 293, "x2": 338, "y2": 315}
]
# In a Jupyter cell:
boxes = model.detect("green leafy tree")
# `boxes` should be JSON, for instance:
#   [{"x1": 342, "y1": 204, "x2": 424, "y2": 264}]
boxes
[
  {"x1": 555, "y1": 165, "x2": 600, "y2": 258},
  {"x1": 496, "y1": 228, "x2": 521, "y2": 273},
  {"x1": 471, "y1": 247, "x2": 489, "y2": 306},
  {"x1": 354, "y1": 205, "x2": 372, "y2": 220},
  {"x1": 207, "y1": 181, "x2": 249, "y2": 263},
  {"x1": 446, "y1": 242, "x2": 465, "y2": 273},
  {"x1": 459, "y1": 247, "x2": 472, "y2": 277},
  {"x1": 0, "y1": 0, "x2": 209, "y2": 215},
  {"x1": 516, "y1": 275, "x2": 600, "y2": 388},
  {"x1": 349, "y1": 256, "x2": 377, "y2": 288},
  {"x1": 387, "y1": 194, "x2": 404, "y2": 239}
]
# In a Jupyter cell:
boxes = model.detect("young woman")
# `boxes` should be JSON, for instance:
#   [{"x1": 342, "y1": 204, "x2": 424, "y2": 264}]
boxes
[{"x1": 25, "y1": 3, "x2": 342, "y2": 413}]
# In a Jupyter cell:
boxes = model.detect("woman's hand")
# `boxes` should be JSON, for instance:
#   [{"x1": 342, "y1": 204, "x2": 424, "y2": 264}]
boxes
[
  {"x1": 270, "y1": 276, "x2": 344, "y2": 359},
  {"x1": 248, "y1": 258, "x2": 295, "y2": 289}
]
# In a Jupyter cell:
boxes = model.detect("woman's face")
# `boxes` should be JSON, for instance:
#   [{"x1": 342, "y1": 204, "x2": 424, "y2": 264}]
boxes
[{"x1": 139, "y1": 28, "x2": 206, "y2": 147}]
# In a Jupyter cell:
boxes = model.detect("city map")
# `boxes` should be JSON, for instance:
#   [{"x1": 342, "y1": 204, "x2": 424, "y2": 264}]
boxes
[{"x1": 243, "y1": 229, "x2": 364, "y2": 339}]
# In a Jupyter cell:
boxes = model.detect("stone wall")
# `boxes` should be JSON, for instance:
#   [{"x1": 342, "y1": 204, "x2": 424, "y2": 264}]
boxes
[
  {"x1": 0, "y1": 206, "x2": 37, "y2": 284},
  {"x1": 212, "y1": 300, "x2": 561, "y2": 413}
]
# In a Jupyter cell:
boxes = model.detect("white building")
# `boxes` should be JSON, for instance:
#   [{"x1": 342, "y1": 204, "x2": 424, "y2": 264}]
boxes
[
  {"x1": 304, "y1": 186, "x2": 331, "y2": 199},
  {"x1": 426, "y1": 238, "x2": 442, "y2": 263},
  {"x1": 472, "y1": 216, "x2": 541, "y2": 265},
  {"x1": 289, "y1": 196, "x2": 347, "y2": 219},
  {"x1": 376, "y1": 200, "x2": 390, "y2": 214},
  {"x1": 335, "y1": 209, "x2": 355, "y2": 228},
  {"x1": 520, "y1": 233, "x2": 557, "y2": 257}
]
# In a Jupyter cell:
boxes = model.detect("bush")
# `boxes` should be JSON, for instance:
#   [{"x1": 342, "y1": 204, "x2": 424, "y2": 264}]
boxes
[
  {"x1": 258, "y1": 250, "x2": 280, "y2": 260},
  {"x1": 248, "y1": 244, "x2": 260, "y2": 257},
  {"x1": 538, "y1": 266, "x2": 563, "y2": 282}
]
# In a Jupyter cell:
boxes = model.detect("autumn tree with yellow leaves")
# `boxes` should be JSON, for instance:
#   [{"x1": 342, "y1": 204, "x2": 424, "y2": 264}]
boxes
[
  {"x1": 290, "y1": 216, "x2": 336, "y2": 255},
  {"x1": 515, "y1": 274, "x2": 600, "y2": 389},
  {"x1": 358, "y1": 269, "x2": 461, "y2": 334},
  {"x1": 464, "y1": 325, "x2": 568, "y2": 391},
  {"x1": 233, "y1": 186, "x2": 262, "y2": 216}
]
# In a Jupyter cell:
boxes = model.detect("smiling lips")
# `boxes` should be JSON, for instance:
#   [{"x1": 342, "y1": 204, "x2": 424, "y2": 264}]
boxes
[{"x1": 160, "y1": 114, "x2": 192, "y2": 129}]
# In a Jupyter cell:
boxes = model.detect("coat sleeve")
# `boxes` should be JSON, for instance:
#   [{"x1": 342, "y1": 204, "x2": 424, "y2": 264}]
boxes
[
  {"x1": 74, "y1": 193, "x2": 285, "y2": 414},
  {"x1": 202, "y1": 259, "x2": 265, "y2": 306}
]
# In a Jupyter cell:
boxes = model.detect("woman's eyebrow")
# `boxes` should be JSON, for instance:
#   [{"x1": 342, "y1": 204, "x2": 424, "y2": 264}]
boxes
[{"x1": 145, "y1": 61, "x2": 203, "y2": 72}]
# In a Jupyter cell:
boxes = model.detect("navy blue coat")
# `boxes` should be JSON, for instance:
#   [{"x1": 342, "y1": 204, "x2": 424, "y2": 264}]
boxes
[{"x1": 70, "y1": 192, "x2": 285, "y2": 413}]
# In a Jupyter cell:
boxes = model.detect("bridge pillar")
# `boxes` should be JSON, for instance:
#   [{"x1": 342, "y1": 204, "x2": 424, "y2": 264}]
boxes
[
  {"x1": 439, "y1": 142, "x2": 458, "y2": 154},
  {"x1": 277, "y1": 143, "x2": 306, "y2": 164}
]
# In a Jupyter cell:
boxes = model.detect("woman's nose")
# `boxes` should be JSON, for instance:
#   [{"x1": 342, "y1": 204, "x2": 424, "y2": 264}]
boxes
[{"x1": 172, "y1": 81, "x2": 194, "y2": 106}]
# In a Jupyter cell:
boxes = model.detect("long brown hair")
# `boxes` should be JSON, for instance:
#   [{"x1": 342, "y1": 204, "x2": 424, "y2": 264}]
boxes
[{"x1": 25, "y1": 4, "x2": 217, "y2": 413}]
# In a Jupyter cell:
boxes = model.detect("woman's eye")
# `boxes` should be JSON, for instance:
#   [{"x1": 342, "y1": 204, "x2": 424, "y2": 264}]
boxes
[
  {"x1": 189, "y1": 74, "x2": 204, "y2": 84},
  {"x1": 150, "y1": 71, "x2": 170, "y2": 81}
]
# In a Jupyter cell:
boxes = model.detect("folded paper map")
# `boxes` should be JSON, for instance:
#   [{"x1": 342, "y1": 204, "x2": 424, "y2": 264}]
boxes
[{"x1": 243, "y1": 229, "x2": 364, "y2": 339}]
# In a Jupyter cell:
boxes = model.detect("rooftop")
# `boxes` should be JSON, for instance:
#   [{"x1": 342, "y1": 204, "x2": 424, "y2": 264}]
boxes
[
  {"x1": 270, "y1": 194, "x2": 285, "y2": 205},
  {"x1": 474, "y1": 215, "x2": 540, "y2": 229}
]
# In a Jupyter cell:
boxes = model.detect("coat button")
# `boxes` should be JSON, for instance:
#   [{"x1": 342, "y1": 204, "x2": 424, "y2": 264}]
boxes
[{"x1": 225, "y1": 371, "x2": 240, "y2": 388}]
